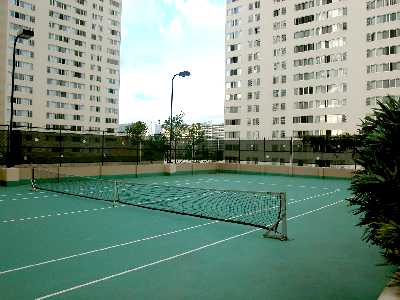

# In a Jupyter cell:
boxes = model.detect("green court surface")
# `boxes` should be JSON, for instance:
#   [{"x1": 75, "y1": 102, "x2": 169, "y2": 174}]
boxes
[{"x1": 0, "y1": 173, "x2": 394, "y2": 299}]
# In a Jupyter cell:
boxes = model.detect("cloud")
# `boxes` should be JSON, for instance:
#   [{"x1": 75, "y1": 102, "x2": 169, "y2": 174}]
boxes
[
  {"x1": 135, "y1": 92, "x2": 156, "y2": 101},
  {"x1": 160, "y1": 17, "x2": 183, "y2": 38},
  {"x1": 119, "y1": 0, "x2": 225, "y2": 126},
  {"x1": 174, "y1": 0, "x2": 225, "y2": 29}
]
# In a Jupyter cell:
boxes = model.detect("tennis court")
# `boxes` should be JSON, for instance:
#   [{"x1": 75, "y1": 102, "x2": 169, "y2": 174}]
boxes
[{"x1": 0, "y1": 172, "x2": 394, "y2": 299}]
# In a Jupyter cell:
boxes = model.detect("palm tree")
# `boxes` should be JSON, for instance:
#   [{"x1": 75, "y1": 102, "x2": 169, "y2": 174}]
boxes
[{"x1": 348, "y1": 96, "x2": 400, "y2": 283}]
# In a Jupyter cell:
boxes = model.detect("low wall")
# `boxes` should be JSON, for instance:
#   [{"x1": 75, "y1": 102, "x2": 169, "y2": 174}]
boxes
[
  {"x1": 0, "y1": 162, "x2": 353, "y2": 185},
  {"x1": 218, "y1": 163, "x2": 353, "y2": 178},
  {"x1": 17, "y1": 164, "x2": 167, "y2": 180}
]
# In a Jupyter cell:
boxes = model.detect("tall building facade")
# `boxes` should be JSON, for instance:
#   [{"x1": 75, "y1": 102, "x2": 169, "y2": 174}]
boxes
[
  {"x1": 201, "y1": 122, "x2": 225, "y2": 140},
  {"x1": 0, "y1": 0, "x2": 121, "y2": 132},
  {"x1": 225, "y1": 0, "x2": 400, "y2": 139}
]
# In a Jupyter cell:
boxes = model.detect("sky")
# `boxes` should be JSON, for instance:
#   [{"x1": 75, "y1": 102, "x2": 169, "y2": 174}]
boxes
[{"x1": 119, "y1": 0, "x2": 226, "y2": 127}]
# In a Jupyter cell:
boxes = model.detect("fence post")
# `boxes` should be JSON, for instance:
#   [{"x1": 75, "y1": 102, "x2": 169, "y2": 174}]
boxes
[
  {"x1": 217, "y1": 139, "x2": 220, "y2": 161},
  {"x1": 263, "y1": 137, "x2": 266, "y2": 163},
  {"x1": 139, "y1": 140, "x2": 142, "y2": 164},
  {"x1": 290, "y1": 137, "x2": 293, "y2": 166},
  {"x1": 353, "y1": 135, "x2": 357, "y2": 170},
  {"x1": 136, "y1": 140, "x2": 139, "y2": 166},
  {"x1": 101, "y1": 131, "x2": 105, "y2": 166},
  {"x1": 192, "y1": 136, "x2": 195, "y2": 163},
  {"x1": 238, "y1": 138, "x2": 241, "y2": 164},
  {"x1": 174, "y1": 139, "x2": 177, "y2": 164},
  {"x1": 206, "y1": 140, "x2": 209, "y2": 162},
  {"x1": 6, "y1": 125, "x2": 10, "y2": 167},
  {"x1": 59, "y1": 128, "x2": 62, "y2": 167},
  {"x1": 6, "y1": 124, "x2": 14, "y2": 167},
  {"x1": 217, "y1": 138, "x2": 220, "y2": 161}
]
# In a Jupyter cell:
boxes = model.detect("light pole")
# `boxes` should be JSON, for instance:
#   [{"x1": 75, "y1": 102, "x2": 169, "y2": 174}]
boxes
[
  {"x1": 168, "y1": 70, "x2": 190, "y2": 163},
  {"x1": 8, "y1": 29, "x2": 34, "y2": 167}
]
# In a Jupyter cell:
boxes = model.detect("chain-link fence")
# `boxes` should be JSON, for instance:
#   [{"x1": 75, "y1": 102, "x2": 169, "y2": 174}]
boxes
[{"x1": 0, "y1": 126, "x2": 359, "y2": 168}]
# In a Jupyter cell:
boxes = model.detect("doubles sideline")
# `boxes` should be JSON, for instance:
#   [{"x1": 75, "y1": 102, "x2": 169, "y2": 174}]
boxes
[
  {"x1": 0, "y1": 189, "x2": 341, "y2": 276},
  {"x1": 35, "y1": 200, "x2": 345, "y2": 300}
]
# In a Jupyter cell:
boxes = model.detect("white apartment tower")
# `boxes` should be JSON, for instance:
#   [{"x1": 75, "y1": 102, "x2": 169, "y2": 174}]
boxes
[
  {"x1": 201, "y1": 122, "x2": 225, "y2": 140},
  {"x1": 225, "y1": 0, "x2": 400, "y2": 140},
  {"x1": 0, "y1": 0, "x2": 121, "y2": 132}
]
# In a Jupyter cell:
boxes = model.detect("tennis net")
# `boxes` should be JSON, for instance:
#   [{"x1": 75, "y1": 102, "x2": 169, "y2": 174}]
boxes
[{"x1": 32, "y1": 168, "x2": 287, "y2": 238}]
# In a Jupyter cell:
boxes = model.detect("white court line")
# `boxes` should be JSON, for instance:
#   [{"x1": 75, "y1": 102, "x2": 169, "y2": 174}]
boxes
[
  {"x1": 35, "y1": 200, "x2": 345, "y2": 300},
  {"x1": 0, "y1": 220, "x2": 220, "y2": 276},
  {"x1": 0, "y1": 189, "x2": 342, "y2": 275},
  {"x1": 0, "y1": 192, "x2": 44, "y2": 197},
  {"x1": 1, "y1": 195, "x2": 59, "y2": 203},
  {"x1": 0, "y1": 206, "x2": 124, "y2": 224}
]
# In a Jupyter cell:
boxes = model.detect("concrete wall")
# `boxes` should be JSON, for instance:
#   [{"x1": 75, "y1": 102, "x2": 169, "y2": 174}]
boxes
[{"x1": 0, "y1": 162, "x2": 353, "y2": 185}]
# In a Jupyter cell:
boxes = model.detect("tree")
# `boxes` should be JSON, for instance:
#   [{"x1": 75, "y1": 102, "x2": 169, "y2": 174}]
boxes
[
  {"x1": 161, "y1": 112, "x2": 187, "y2": 141},
  {"x1": 186, "y1": 123, "x2": 205, "y2": 161},
  {"x1": 161, "y1": 112, "x2": 188, "y2": 162},
  {"x1": 125, "y1": 121, "x2": 148, "y2": 143},
  {"x1": 187, "y1": 123, "x2": 205, "y2": 144},
  {"x1": 348, "y1": 96, "x2": 400, "y2": 282},
  {"x1": 145, "y1": 134, "x2": 167, "y2": 162}
]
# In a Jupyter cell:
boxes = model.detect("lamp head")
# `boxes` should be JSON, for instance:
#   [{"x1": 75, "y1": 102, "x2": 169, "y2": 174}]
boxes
[
  {"x1": 19, "y1": 29, "x2": 34, "y2": 40},
  {"x1": 178, "y1": 71, "x2": 191, "y2": 77}
]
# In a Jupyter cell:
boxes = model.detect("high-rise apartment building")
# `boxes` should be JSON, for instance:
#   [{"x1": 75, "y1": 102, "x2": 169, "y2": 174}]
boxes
[
  {"x1": 0, "y1": 0, "x2": 121, "y2": 132},
  {"x1": 201, "y1": 122, "x2": 225, "y2": 140},
  {"x1": 225, "y1": 0, "x2": 400, "y2": 139}
]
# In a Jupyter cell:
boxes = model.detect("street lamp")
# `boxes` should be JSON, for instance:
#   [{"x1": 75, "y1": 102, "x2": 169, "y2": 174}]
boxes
[
  {"x1": 8, "y1": 29, "x2": 34, "y2": 167},
  {"x1": 168, "y1": 70, "x2": 190, "y2": 163}
]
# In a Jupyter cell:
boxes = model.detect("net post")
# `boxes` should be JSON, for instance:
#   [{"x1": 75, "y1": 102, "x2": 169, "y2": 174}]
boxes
[
  {"x1": 263, "y1": 192, "x2": 288, "y2": 241},
  {"x1": 280, "y1": 192, "x2": 288, "y2": 241},
  {"x1": 113, "y1": 180, "x2": 119, "y2": 207}
]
